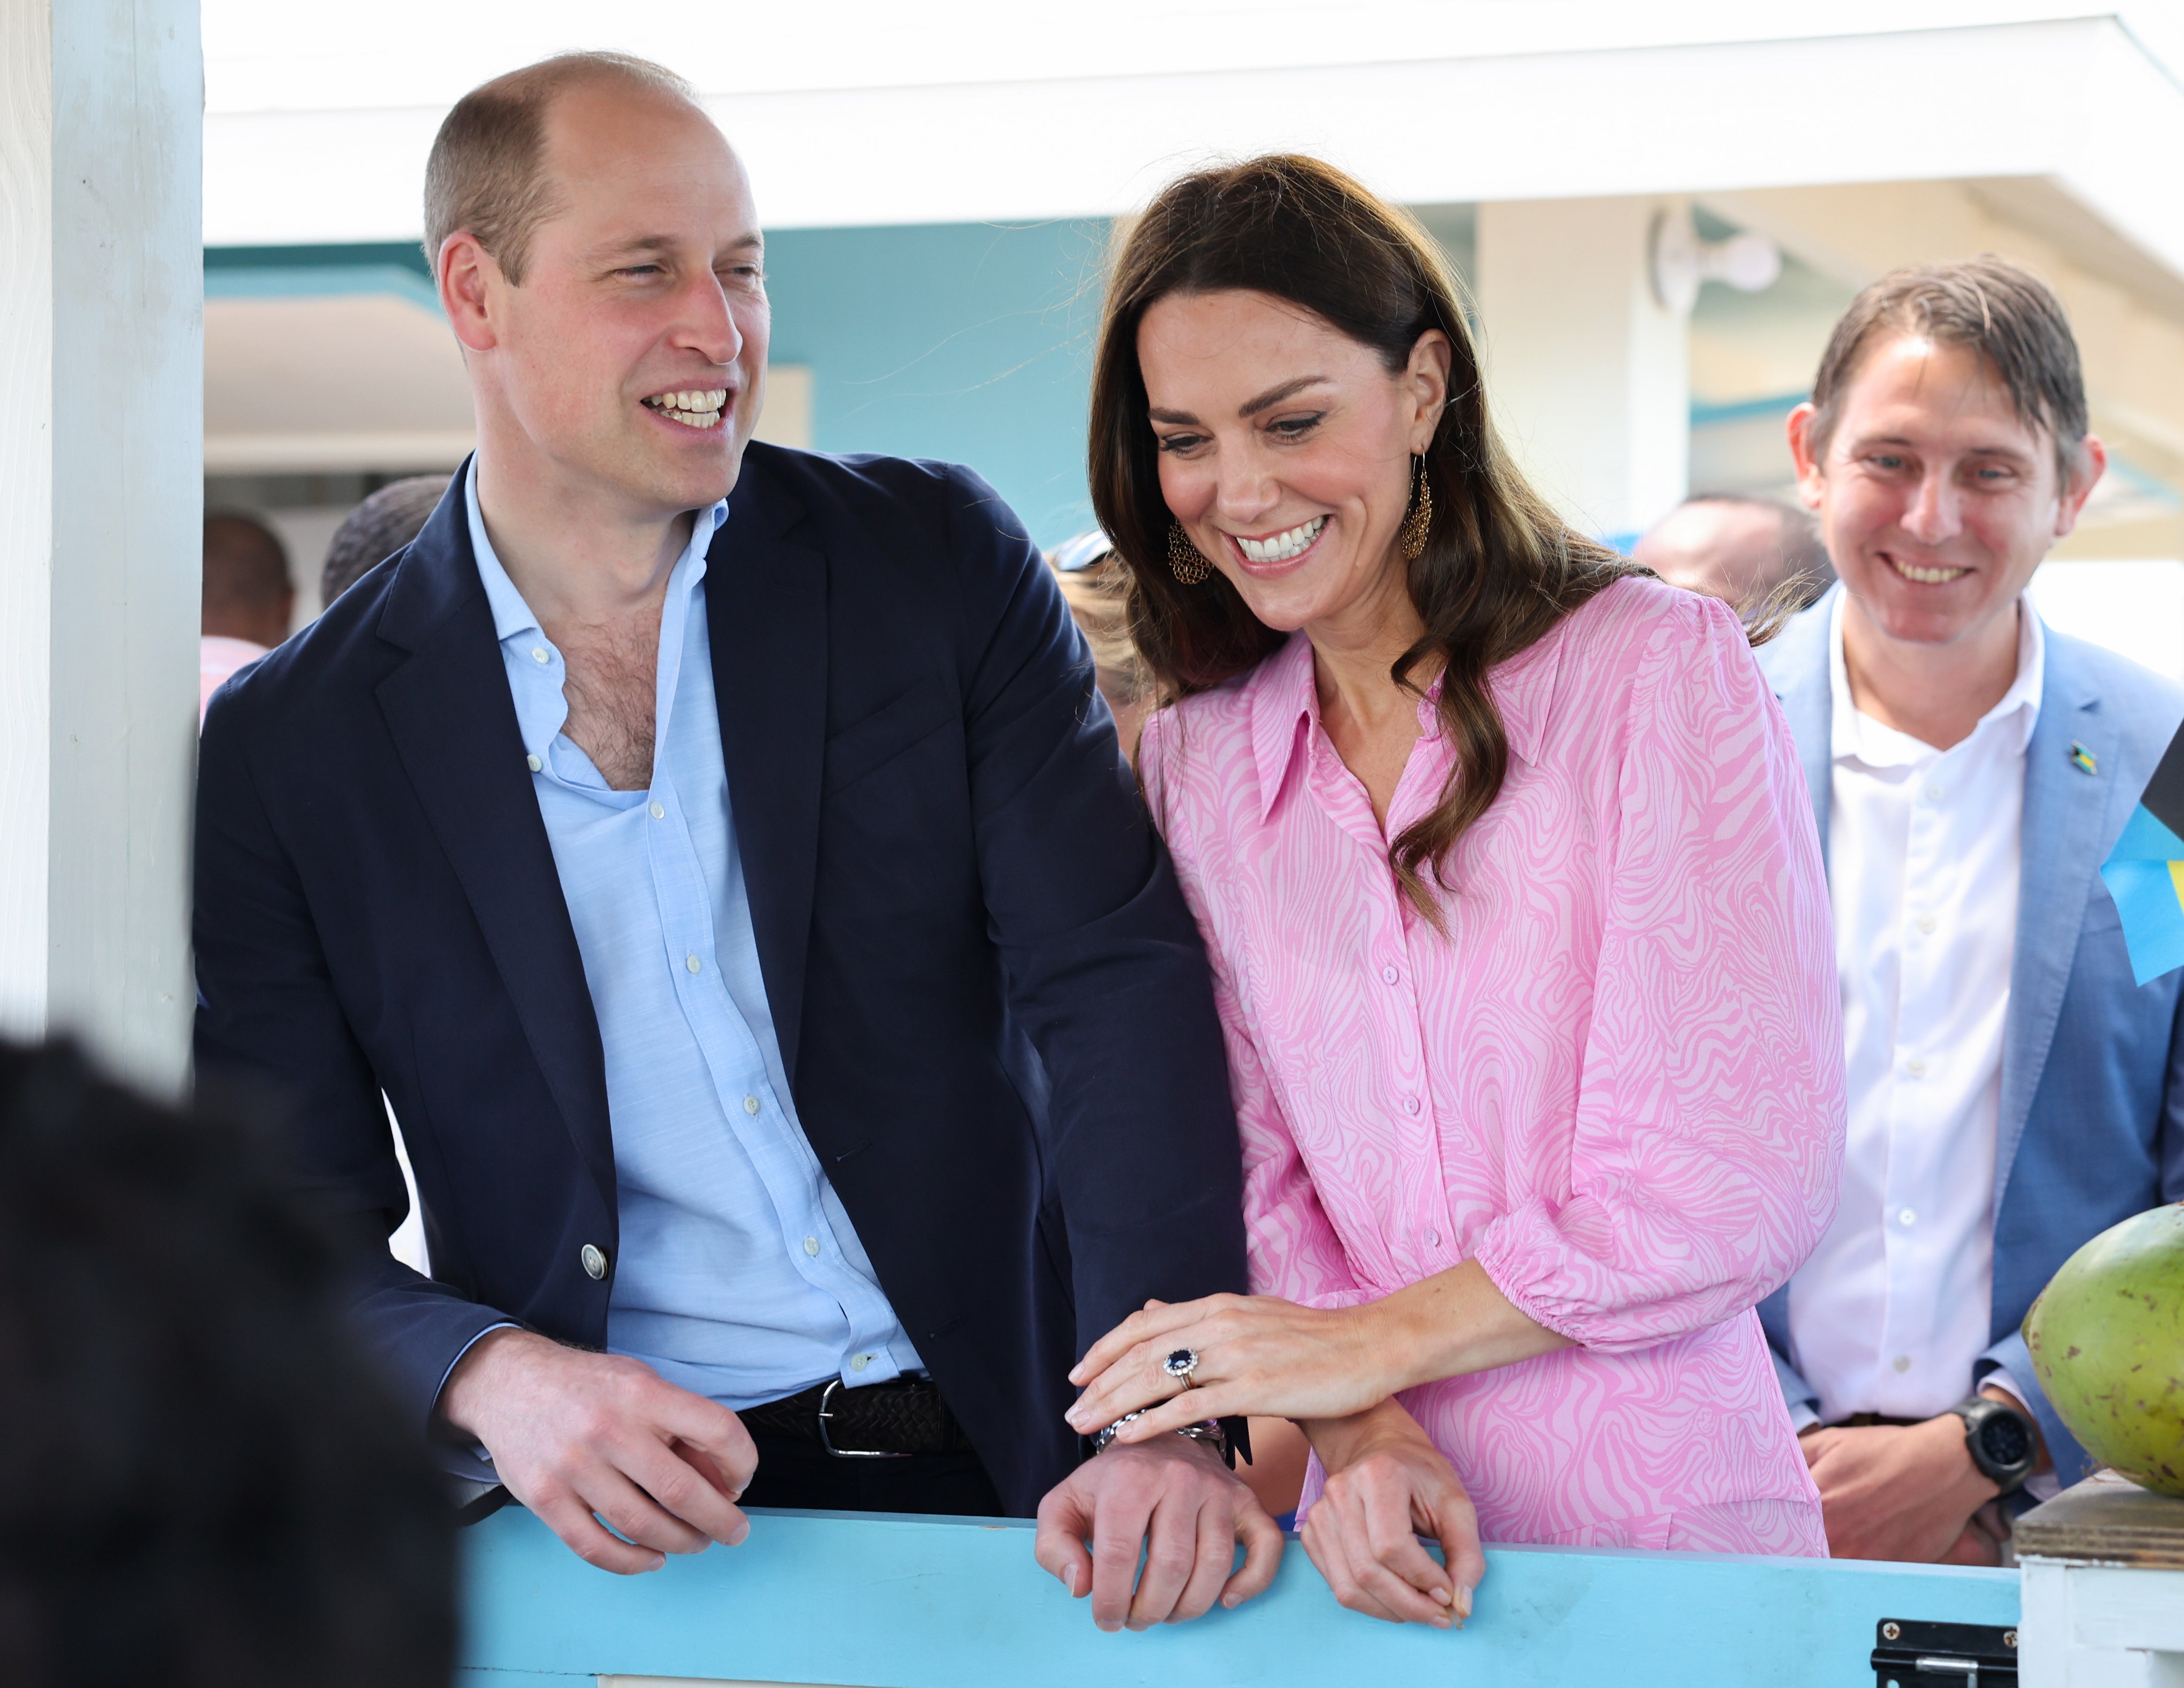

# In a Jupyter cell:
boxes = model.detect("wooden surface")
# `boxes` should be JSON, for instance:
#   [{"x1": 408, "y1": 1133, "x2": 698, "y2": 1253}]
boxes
[
  {"x1": 2017, "y1": 1469, "x2": 2184, "y2": 1568},
  {"x1": 458, "y1": 1504, "x2": 2017, "y2": 1687}
]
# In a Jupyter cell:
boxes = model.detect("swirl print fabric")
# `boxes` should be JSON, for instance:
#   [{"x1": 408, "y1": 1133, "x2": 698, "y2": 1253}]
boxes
[{"x1": 1138, "y1": 579, "x2": 1843, "y2": 1554}]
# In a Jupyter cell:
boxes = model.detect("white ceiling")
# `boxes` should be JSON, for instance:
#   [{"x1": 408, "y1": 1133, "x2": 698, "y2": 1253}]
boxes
[{"x1": 203, "y1": 5, "x2": 2184, "y2": 282}]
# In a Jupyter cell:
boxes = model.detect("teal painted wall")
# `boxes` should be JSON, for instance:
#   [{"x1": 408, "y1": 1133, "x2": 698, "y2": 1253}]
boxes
[
  {"x1": 209, "y1": 220, "x2": 1115, "y2": 549},
  {"x1": 764, "y1": 220, "x2": 1112, "y2": 548}
]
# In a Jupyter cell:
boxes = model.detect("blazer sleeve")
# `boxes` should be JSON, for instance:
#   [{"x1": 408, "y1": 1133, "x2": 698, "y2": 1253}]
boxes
[
  {"x1": 194, "y1": 691, "x2": 512, "y2": 1439},
  {"x1": 1470, "y1": 595, "x2": 1849, "y2": 1350},
  {"x1": 944, "y1": 469, "x2": 1248, "y2": 1358}
]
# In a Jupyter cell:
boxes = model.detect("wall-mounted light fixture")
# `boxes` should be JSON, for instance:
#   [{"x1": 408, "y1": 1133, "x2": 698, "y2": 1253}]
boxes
[{"x1": 1649, "y1": 207, "x2": 1781, "y2": 314}]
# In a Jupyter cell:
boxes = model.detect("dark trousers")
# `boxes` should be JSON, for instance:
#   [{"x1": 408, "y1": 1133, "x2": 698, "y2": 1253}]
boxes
[{"x1": 736, "y1": 1431, "x2": 1009, "y2": 1517}]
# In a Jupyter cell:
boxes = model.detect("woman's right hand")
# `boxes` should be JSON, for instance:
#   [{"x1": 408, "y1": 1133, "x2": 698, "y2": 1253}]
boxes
[{"x1": 1300, "y1": 1399, "x2": 1483, "y2": 1628}]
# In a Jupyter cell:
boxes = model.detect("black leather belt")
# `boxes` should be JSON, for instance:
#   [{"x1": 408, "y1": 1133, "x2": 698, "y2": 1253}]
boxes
[{"x1": 740, "y1": 1376, "x2": 972, "y2": 1460}]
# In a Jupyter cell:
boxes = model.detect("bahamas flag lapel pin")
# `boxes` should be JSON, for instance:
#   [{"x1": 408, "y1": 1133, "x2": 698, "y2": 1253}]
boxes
[
  {"x1": 2101, "y1": 725, "x2": 2184, "y2": 984},
  {"x1": 2071, "y1": 741, "x2": 2097, "y2": 775}
]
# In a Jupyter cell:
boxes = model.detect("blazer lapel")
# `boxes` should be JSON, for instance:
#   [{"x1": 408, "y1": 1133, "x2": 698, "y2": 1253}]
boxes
[
  {"x1": 1997, "y1": 627, "x2": 2109, "y2": 1206},
  {"x1": 1762, "y1": 589, "x2": 1837, "y2": 862},
  {"x1": 705, "y1": 458, "x2": 829, "y2": 1085},
  {"x1": 372, "y1": 480, "x2": 616, "y2": 1212}
]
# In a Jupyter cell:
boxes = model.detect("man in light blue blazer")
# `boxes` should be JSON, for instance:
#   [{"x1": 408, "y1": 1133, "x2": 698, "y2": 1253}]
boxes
[{"x1": 1752, "y1": 257, "x2": 2184, "y2": 1564}]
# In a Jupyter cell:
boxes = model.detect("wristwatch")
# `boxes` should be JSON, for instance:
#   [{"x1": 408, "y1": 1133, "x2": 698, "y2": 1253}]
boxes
[
  {"x1": 1092, "y1": 1410, "x2": 1236, "y2": 1466},
  {"x1": 1948, "y1": 1396, "x2": 2038, "y2": 1495}
]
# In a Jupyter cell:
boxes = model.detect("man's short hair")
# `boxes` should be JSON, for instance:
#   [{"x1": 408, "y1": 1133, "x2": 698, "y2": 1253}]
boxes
[
  {"x1": 203, "y1": 511, "x2": 293, "y2": 615},
  {"x1": 0, "y1": 1039, "x2": 455, "y2": 1687},
  {"x1": 1683, "y1": 492, "x2": 1836, "y2": 606},
  {"x1": 423, "y1": 51, "x2": 698, "y2": 285},
  {"x1": 322, "y1": 476, "x2": 451, "y2": 608},
  {"x1": 1806, "y1": 255, "x2": 2089, "y2": 478}
]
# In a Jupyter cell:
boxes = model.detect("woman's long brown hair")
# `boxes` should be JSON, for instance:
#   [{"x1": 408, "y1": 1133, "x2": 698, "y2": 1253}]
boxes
[{"x1": 1089, "y1": 153, "x2": 1647, "y2": 918}]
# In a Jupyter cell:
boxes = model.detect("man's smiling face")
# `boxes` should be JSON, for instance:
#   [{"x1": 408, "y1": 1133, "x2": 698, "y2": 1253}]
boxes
[
  {"x1": 480, "y1": 79, "x2": 769, "y2": 519},
  {"x1": 1793, "y1": 332, "x2": 2094, "y2": 651}
]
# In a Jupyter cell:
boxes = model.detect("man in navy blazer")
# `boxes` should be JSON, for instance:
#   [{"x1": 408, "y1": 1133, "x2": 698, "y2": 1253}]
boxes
[
  {"x1": 194, "y1": 52, "x2": 1280, "y2": 1627},
  {"x1": 1752, "y1": 257, "x2": 2184, "y2": 1563}
]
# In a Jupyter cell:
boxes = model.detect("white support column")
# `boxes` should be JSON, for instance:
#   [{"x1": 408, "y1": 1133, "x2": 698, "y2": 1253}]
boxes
[
  {"x1": 1472, "y1": 196, "x2": 1690, "y2": 548},
  {"x1": 0, "y1": 0, "x2": 201, "y2": 1095}
]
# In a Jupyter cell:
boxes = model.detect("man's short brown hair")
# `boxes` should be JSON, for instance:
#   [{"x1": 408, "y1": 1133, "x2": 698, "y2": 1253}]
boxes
[
  {"x1": 422, "y1": 52, "x2": 697, "y2": 286},
  {"x1": 1807, "y1": 255, "x2": 2089, "y2": 479}
]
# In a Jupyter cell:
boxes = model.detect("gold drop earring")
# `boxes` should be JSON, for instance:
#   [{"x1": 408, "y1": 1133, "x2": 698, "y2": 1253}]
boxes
[
  {"x1": 1167, "y1": 522, "x2": 1213, "y2": 585},
  {"x1": 1399, "y1": 454, "x2": 1433, "y2": 561}
]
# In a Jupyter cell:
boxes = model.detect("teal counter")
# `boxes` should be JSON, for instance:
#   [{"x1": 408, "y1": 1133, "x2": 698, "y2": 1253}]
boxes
[{"x1": 459, "y1": 1504, "x2": 2018, "y2": 1686}]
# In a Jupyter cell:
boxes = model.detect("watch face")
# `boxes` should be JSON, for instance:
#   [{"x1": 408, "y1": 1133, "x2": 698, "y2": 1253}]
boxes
[{"x1": 1979, "y1": 1409, "x2": 2033, "y2": 1471}]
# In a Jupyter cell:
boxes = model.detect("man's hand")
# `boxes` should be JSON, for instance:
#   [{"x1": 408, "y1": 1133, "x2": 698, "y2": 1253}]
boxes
[
  {"x1": 1799, "y1": 1413, "x2": 2000, "y2": 1562},
  {"x1": 1033, "y1": 1433, "x2": 1282, "y2": 1631},
  {"x1": 1300, "y1": 1399, "x2": 1481, "y2": 1627},
  {"x1": 438, "y1": 1328, "x2": 757, "y2": 1574}
]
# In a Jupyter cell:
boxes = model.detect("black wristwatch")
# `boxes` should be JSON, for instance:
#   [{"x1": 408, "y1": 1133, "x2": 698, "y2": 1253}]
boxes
[{"x1": 1948, "y1": 1396, "x2": 2038, "y2": 1495}]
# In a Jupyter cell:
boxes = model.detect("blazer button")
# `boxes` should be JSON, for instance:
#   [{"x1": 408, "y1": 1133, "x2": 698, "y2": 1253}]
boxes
[{"x1": 580, "y1": 1243, "x2": 608, "y2": 1281}]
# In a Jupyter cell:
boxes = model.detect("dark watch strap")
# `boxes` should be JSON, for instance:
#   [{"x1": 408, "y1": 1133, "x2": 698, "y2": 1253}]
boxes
[{"x1": 1948, "y1": 1396, "x2": 2037, "y2": 1494}]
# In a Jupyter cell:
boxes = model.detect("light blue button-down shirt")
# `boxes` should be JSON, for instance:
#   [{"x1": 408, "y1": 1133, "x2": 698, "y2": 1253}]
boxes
[{"x1": 464, "y1": 465, "x2": 920, "y2": 1409}]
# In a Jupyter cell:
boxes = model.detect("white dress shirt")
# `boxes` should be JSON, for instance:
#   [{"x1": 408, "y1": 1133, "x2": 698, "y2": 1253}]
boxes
[{"x1": 1786, "y1": 591, "x2": 2042, "y2": 1427}]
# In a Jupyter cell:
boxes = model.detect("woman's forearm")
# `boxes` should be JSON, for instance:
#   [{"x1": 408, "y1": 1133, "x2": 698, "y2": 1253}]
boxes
[{"x1": 1358, "y1": 1258, "x2": 1573, "y2": 1396}]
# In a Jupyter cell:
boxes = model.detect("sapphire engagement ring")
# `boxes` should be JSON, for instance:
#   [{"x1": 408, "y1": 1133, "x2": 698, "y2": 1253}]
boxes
[{"x1": 1162, "y1": 1347, "x2": 1202, "y2": 1388}]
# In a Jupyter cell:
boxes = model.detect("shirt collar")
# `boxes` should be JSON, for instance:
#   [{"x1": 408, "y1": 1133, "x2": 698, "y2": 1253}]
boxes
[
  {"x1": 1244, "y1": 621, "x2": 1562, "y2": 825},
  {"x1": 463, "y1": 458, "x2": 729, "y2": 647},
  {"x1": 1828, "y1": 584, "x2": 2046, "y2": 767}
]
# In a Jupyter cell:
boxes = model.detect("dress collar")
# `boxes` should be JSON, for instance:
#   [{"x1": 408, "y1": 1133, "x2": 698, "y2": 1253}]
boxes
[{"x1": 1243, "y1": 613, "x2": 1569, "y2": 824}]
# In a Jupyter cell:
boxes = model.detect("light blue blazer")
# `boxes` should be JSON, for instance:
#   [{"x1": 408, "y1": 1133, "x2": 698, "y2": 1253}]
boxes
[{"x1": 1755, "y1": 588, "x2": 2184, "y2": 1482}]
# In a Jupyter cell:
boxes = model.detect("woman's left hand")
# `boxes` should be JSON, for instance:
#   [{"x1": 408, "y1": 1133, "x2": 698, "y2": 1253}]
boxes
[{"x1": 1065, "y1": 1293, "x2": 1398, "y2": 1443}]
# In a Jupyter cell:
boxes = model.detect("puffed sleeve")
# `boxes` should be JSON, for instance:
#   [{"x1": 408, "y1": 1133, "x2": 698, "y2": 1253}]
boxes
[
  {"x1": 1139, "y1": 707, "x2": 1367, "y2": 1312},
  {"x1": 1468, "y1": 592, "x2": 1846, "y2": 1349}
]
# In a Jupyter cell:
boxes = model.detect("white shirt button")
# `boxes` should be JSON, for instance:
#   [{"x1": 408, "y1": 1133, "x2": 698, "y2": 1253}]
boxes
[
  {"x1": 1403, "y1": 1096, "x2": 1421, "y2": 1115},
  {"x1": 1382, "y1": 966, "x2": 1400, "y2": 984},
  {"x1": 1892, "y1": 1355, "x2": 1912, "y2": 1373},
  {"x1": 650, "y1": 802, "x2": 665, "y2": 819},
  {"x1": 580, "y1": 1243, "x2": 607, "y2": 1280},
  {"x1": 803, "y1": 1235, "x2": 820, "y2": 1257},
  {"x1": 850, "y1": 1353, "x2": 870, "y2": 1372},
  {"x1": 526, "y1": 754, "x2": 542, "y2": 772},
  {"x1": 1905, "y1": 1057, "x2": 1927, "y2": 1078},
  {"x1": 531, "y1": 646, "x2": 550, "y2": 665},
  {"x1": 685, "y1": 954, "x2": 701, "y2": 974},
  {"x1": 743, "y1": 1095, "x2": 760, "y2": 1115},
  {"x1": 1924, "y1": 782, "x2": 1944, "y2": 802},
  {"x1": 1424, "y1": 1227, "x2": 1441, "y2": 1248},
  {"x1": 1915, "y1": 914, "x2": 1936, "y2": 935},
  {"x1": 1898, "y1": 1207, "x2": 1917, "y2": 1227}
]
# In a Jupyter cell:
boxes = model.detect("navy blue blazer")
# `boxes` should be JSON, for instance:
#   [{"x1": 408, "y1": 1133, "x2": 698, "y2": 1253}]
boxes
[
  {"x1": 193, "y1": 445, "x2": 1247, "y2": 1516},
  {"x1": 1755, "y1": 589, "x2": 2184, "y2": 1480}
]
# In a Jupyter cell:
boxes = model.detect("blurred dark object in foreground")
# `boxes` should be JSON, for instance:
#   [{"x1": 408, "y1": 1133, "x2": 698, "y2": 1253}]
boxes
[{"x1": 0, "y1": 1040, "x2": 455, "y2": 1688}]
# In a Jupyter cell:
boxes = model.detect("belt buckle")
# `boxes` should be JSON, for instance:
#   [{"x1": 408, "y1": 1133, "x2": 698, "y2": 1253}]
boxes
[{"x1": 816, "y1": 1378, "x2": 912, "y2": 1460}]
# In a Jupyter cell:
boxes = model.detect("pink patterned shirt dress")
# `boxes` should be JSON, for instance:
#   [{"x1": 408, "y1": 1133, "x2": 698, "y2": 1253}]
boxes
[{"x1": 1138, "y1": 578, "x2": 1843, "y2": 1556}]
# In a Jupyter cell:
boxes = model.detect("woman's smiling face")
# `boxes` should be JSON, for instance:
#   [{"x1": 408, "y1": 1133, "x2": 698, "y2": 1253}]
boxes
[{"x1": 1138, "y1": 288, "x2": 1449, "y2": 636}]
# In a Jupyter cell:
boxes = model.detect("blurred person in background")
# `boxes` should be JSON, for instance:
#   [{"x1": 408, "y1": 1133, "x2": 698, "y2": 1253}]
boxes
[
  {"x1": 1066, "y1": 154, "x2": 1843, "y2": 1628},
  {"x1": 196, "y1": 51, "x2": 1276, "y2": 1633},
  {"x1": 0, "y1": 1039, "x2": 455, "y2": 1688},
  {"x1": 1758, "y1": 256, "x2": 2184, "y2": 1564},
  {"x1": 1636, "y1": 492, "x2": 1835, "y2": 611},
  {"x1": 323, "y1": 476, "x2": 454, "y2": 608},
  {"x1": 1047, "y1": 530, "x2": 1155, "y2": 761},
  {"x1": 201, "y1": 511, "x2": 294, "y2": 724}
]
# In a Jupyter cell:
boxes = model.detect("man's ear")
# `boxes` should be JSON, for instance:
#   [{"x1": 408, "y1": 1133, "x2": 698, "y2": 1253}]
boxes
[
  {"x1": 439, "y1": 233, "x2": 503, "y2": 354},
  {"x1": 1786, "y1": 402, "x2": 1827, "y2": 512},
  {"x1": 2053, "y1": 433, "x2": 2108, "y2": 540}
]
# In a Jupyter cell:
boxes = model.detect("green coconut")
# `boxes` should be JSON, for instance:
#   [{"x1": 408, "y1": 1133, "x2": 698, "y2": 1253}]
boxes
[{"x1": 2024, "y1": 1203, "x2": 2184, "y2": 1496}]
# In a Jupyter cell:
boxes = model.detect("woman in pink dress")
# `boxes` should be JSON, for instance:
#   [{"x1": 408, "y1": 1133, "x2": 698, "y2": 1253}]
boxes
[{"x1": 1064, "y1": 156, "x2": 1844, "y2": 1626}]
